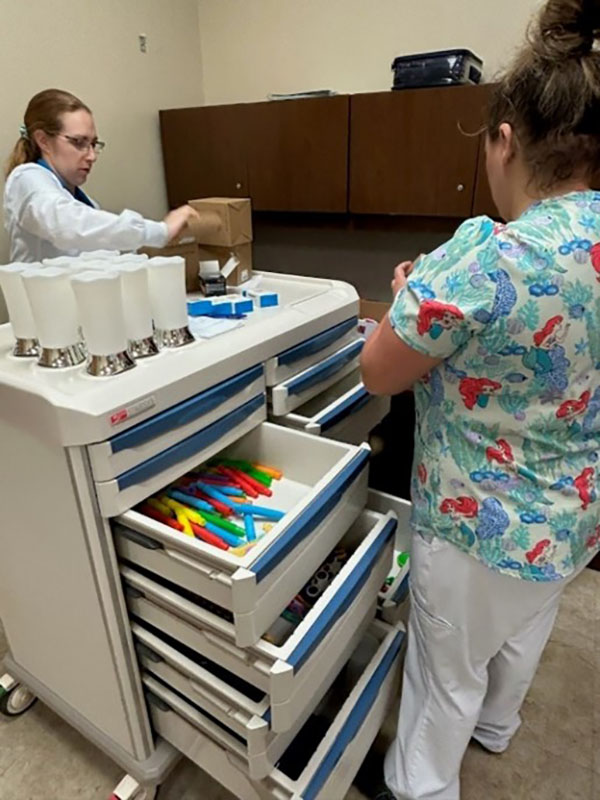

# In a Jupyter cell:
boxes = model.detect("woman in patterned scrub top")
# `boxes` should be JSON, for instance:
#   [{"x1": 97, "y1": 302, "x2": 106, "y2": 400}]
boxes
[{"x1": 360, "y1": 1, "x2": 600, "y2": 798}]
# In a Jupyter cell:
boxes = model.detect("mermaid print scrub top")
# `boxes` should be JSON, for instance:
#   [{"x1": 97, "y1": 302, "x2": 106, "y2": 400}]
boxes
[{"x1": 390, "y1": 191, "x2": 600, "y2": 581}]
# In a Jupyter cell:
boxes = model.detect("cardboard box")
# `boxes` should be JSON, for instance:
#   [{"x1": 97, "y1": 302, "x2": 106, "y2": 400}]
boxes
[
  {"x1": 360, "y1": 299, "x2": 391, "y2": 322},
  {"x1": 197, "y1": 242, "x2": 253, "y2": 287},
  {"x1": 189, "y1": 197, "x2": 253, "y2": 247},
  {"x1": 139, "y1": 241, "x2": 200, "y2": 292}
]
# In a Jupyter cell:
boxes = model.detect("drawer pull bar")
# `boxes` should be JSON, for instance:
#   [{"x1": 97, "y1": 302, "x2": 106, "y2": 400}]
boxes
[{"x1": 288, "y1": 517, "x2": 396, "y2": 671}]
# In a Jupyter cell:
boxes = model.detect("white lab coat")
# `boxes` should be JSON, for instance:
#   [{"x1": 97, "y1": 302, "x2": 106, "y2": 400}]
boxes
[{"x1": 3, "y1": 163, "x2": 168, "y2": 262}]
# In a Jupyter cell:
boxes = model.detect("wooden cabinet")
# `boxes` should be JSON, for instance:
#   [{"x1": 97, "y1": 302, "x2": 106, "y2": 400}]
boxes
[
  {"x1": 159, "y1": 86, "x2": 497, "y2": 217},
  {"x1": 159, "y1": 105, "x2": 248, "y2": 208},
  {"x1": 246, "y1": 96, "x2": 349, "y2": 212},
  {"x1": 160, "y1": 96, "x2": 349, "y2": 212},
  {"x1": 349, "y1": 85, "x2": 489, "y2": 217}
]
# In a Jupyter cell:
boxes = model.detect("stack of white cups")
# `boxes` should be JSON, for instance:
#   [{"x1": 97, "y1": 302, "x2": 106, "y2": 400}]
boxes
[
  {"x1": 71, "y1": 270, "x2": 136, "y2": 377},
  {"x1": 0, "y1": 263, "x2": 41, "y2": 357},
  {"x1": 146, "y1": 256, "x2": 194, "y2": 348},
  {"x1": 116, "y1": 262, "x2": 158, "y2": 358},
  {"x1": 22, "y1": 267, "x2": 86, "y2": 368}
]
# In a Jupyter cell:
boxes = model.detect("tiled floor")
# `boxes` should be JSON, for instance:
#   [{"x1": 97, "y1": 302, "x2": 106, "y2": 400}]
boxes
[{"x1": 0, "y1": 568, "x2": 598, "y2": 800}]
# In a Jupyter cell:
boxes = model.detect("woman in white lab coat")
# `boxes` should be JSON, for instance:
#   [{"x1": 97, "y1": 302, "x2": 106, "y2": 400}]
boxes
[{"x1": 4, "y1": 88, "x2": 197, "y2": 262}]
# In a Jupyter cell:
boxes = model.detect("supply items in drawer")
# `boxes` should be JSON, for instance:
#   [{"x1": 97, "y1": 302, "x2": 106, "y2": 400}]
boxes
[
  {"x1": 134, "y1": 456, "x2": 286, "y2": 555},
  {"x1": 380, "y1": 550, "x2": 410, "y2": 597},
  {"x1": 115, "y1": 423, "x2": 370, "y2": 646},
  {"x1": 144, "y1": 619, "x2": 405, "y2": 799}
]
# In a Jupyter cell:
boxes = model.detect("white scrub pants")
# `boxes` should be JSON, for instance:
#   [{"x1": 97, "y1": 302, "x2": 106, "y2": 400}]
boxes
[{"x1": 384, "y1": 531, "x2": 579, "y2": 800}]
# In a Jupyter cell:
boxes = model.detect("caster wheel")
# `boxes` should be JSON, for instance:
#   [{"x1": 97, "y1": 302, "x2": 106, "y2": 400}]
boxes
[{"x1": 0, "y1": 682, "x2": 37, "y2": 717}]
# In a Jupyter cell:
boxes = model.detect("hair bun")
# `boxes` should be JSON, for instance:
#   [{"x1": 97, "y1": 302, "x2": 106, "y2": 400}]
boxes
[{"x1": 533, "y1": 0, "x2": 600, "y2": 59}]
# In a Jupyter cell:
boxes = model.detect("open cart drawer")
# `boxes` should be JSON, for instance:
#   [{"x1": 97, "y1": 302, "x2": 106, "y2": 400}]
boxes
[
  {"x1": 265, "y1": 317, "x2": 360, "y2": 387},
  {"x1": 123, "y1": 510, "x2": 396, "y2": 734},
  {"x1": 369, "y1": 489, "x2": 412, "y2": 626},
  {"x1": 115, "y1": 423, "x2": 370, "y2": 647},
  {"x1": 269, "y1": 339, "x2": 364, "y2": 417},
  {"x1": 271, "y1": 368, "x2": 390, "y2": 445},
  {"x1": 145, "y1": 619, "x2": 405, "y2": 800}
]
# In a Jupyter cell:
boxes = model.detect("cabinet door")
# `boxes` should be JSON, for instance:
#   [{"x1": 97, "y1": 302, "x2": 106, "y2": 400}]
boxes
[
  {"x1": 159, "y1": 105, "x2": 248, "y2": 208},
  {"x1": 349, "y1": 86, "x2": 487, "y2": 217},
  {"x1": 245, "y1": 96, "x2": 349, "y2": 212}
]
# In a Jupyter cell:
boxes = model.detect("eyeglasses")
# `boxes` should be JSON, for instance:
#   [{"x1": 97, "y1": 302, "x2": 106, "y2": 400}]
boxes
[{"x1": 57, "y1": 134, "x2": 106, "y2": 153}]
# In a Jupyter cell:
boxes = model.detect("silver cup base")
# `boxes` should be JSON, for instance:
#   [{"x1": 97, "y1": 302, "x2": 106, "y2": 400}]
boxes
[
  {"x1": 128, "y1": 336, "x2": 160, "y2": 359},
  {"x1": 13, "y1": 337, "x2": 40, "y2": 358},
  {"x1": 87, "y1": 350, "x2": 137, "y2": 377},
  {"x1": 155, "y1": 326, "x2": 195, "y2": 348},
  {"x1": 38, "y1": 343, "x2": 87, "y2": 369}
]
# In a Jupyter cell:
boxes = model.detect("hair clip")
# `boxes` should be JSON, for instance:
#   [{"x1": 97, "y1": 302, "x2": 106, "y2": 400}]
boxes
[{"x1": 19, "y1": 124, "x2": 29, "y2": 141}]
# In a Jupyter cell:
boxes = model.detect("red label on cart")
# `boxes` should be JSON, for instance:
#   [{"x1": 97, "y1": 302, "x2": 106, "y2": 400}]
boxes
[{"x1": 109, "y1": 396, "x2": 156, "y2": 426}]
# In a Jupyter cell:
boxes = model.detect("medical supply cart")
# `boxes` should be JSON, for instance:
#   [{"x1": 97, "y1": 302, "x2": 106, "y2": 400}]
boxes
[{"x1": 0, "y1": 272, "x2": 410, "y2": 800}]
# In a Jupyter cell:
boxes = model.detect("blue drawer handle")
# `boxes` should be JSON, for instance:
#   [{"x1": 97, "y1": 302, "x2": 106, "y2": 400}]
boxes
[
  {"x1": 116, "y1": 394, "x2": 265, "y2": 493},
  {"x1": 109, "y1": 365, "x2": 263, "y2": 454},
  {"x1": 314, "y1": 386, "x2": 371, "y2": 433},
  {"x1": 288, "y1": 517, "x2": 396, "y2": 671},
  {"x1": 303, "y1": 629, "x2": 405, "y2": 800},
  {"x1": 253, "y1": 446, "x2": 370, "y2": 582},
  {"x1": 277, "y1": 317, "x2": 358, "y2": 367},
  {"x1": 285, "y1": 340, "x2": 364, "y2": 397}
]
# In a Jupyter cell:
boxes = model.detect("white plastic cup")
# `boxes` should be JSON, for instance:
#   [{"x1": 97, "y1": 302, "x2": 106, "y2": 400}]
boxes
[
  {"x1": 0, "y1": 263, "x2": 40, "y2": 339},
  {"x1": 117, "y1": 253, "x2": 149, "y2": 264},
  {"x1": 22, "y1": 268, "x2": 80, "y2": 349},
  {"x1": 117, "y1": 263, "x2": 154, "y2": 341},
  {"x1": 146, "y1": 256, "x2": 188, "y2": 330},
  {"x1": 79, "y1": 249, "x2": 120, "y2": 261},
  {"x1": 42, "y1": 256, "x2": 75, "y2": 269},
  {"x1": 71, "y1": 271, "x2": 128, "y2": 356}
]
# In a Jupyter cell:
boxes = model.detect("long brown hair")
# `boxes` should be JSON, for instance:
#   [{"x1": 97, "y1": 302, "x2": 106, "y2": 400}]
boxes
[
  {"x1": 488, "y1": 0, "x2": 600, "y2": 190},
  {"x1": 5, "y1": 89, "x2": 91, "y2": 178}
]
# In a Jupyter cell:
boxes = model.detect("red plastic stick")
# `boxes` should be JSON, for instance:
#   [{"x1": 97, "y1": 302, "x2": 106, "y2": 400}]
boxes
[
  {"x1": 190, "y1": 522, "x2": 229, "y2": 550},
  {"x1": 217, "y1": 466, "x2": 259, "y2": 498},
  {"x1": 229, "y1": 467, "x2": 272, "y2": 497},
  {"x1": 138, "y1": 504, "x2": 183, "y2": 531}
]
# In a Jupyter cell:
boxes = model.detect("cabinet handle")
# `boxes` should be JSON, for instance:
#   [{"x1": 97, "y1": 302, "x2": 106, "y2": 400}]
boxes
[
  {"x1": 457, "y1": 184, "x2": 465, "y2": 192},
  {"x1": 235, "y1": 182, "x2": 242, "y2": 190}
]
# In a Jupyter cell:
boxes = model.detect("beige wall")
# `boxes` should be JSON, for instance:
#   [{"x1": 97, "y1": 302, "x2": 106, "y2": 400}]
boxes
[
  {"x1": 0, "y1": 0, "x2": 204, "y2": 265},
  {"x1": 197, "y1": 0, "x2": 542, "y2": 105}
]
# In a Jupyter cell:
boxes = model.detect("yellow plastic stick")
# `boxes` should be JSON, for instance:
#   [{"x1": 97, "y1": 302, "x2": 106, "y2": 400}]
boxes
[
  {"x1": 147, "y1": 497, "x2": 173, "y2": 517},
  {"x1": 230, "y1": 541, "x2": 258, "y2": 557},
  {"x1": 160, "y1": 496, "x2": 206, "y2": 526},
  {"x1": 175, "y1": 511, "x2": 194, "y2": 537}
]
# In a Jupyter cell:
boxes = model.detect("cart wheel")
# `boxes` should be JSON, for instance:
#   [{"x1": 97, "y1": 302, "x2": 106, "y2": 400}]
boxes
[{"x1": 0, "y1": 682, "x2": 37, "y2": 717}]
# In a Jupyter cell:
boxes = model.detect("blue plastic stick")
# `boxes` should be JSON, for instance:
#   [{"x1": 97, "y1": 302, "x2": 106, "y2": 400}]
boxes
[
  {"x1": 196, "y1": 482, "x2": 237, "y2": 506},
  {"x1": 204, "y1": 522, "x2": 245, "y2": 547},
  {"x1": 234, "y1": 503, "x2": 285, "y2": 521},
  {"x1": 167, "y1": 490, "x2": 213, "y2": 514},
  {"x1": 244, "y1": 514, "x2": 256, "y2": 542},
  {"x1": 192, "y1": 482, "x2": 244, "y2": 497}
]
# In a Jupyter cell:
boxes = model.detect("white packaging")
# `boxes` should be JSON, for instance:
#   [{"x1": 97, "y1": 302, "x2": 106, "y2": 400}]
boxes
[{"x1": 79, "y1": 250, "x2": 120, "y2": 261}]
